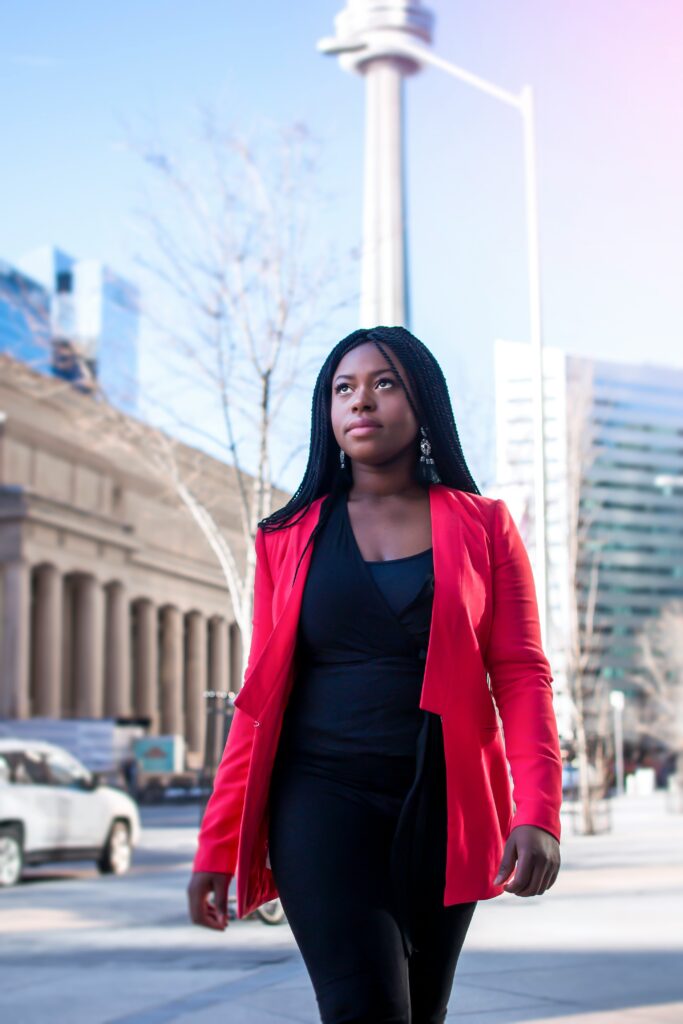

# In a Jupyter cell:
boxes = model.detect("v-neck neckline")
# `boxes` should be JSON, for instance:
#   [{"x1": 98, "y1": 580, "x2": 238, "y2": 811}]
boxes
[
  {"x1": 342, "y1": 491, "x2": 433, "y2": 565},
  {"x1": 365, "y1": 547, "x2": 433, "y2": 566},
  {"x1": 340, "y1": 492, "x2": 433, "y2": 631}
]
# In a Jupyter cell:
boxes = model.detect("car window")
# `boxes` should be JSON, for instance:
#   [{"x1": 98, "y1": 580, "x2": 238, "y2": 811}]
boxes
[
  {"x1": 3, "y1": 750, "x2": 50, "y2": 785},
  {"x1": 0, "y1": 755, "x2": 10, "y2": 784},
  {"x1": 44, "y1": 750, "x2": 91, "y2": 788}
]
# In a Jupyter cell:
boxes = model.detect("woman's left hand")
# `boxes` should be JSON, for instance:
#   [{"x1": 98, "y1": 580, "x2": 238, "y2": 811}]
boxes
[{"x1": 493, "y1": 824, "x2": 561, "y2": 896}]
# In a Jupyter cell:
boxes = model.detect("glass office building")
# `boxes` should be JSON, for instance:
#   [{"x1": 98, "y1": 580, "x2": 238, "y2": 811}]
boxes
[
  {"x1": 0, "y1": 260, "x2": 52, "y2": 372},
  {"x1": 494, "y1": 339, "x2": 683, "y2": 747},
  {"x1": 1, "y1": 246, "x2": 139, "y2": 416}
]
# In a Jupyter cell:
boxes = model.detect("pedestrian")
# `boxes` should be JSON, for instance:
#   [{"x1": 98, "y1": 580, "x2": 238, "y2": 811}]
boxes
[{"x1": 188, "y1": 326, "x2": 563, "y2": 1023}]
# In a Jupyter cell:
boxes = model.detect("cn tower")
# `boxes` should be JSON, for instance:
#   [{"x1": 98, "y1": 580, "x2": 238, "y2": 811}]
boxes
[{"x1": 318, "y1": 1, "x2": 435, "y2": 329}]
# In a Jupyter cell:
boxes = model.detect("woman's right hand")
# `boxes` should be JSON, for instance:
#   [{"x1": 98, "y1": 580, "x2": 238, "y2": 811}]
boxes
[{"x1": 187, "y1": 871, "x2": 233, "y2": 930}]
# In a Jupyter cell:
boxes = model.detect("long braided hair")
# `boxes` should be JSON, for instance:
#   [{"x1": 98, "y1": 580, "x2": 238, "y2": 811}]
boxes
[{"x1": 258, "y1": 325, "x2": 480, "y2": 580}]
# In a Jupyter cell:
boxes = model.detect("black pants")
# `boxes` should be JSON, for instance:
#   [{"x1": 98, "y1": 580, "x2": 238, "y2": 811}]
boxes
[{"x1": 268, "y1": 761, "x2": 477, "y2": 1024}]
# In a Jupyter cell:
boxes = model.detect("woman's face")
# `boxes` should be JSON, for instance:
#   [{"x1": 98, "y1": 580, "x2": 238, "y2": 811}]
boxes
[{"x1": 330, "y1": 341, "x2": 420, "y2": 466}]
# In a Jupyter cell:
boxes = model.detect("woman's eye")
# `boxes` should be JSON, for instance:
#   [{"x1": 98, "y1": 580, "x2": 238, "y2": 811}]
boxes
[{"x1": 334, "y1": 378, "x2": 394, "y2": 394}]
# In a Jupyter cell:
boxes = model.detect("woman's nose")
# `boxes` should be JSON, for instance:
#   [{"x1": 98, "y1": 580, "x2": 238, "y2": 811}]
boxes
[{"x1": 352, "y1": 385, "x2": 375, "y2": 411}]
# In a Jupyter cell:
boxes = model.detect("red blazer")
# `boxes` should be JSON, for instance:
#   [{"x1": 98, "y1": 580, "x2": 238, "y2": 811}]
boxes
[{"x1": 192, "y1": 483, "x2": 563, "y2": 918}]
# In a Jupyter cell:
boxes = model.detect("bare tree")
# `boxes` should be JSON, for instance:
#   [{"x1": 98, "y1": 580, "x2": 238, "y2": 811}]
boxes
[
  {"x1": 634, "y1": 599, "x2": 683, "y2": 801},
  {"x1": 124, "y1": 112, "x2": 356, "y2": 665},
  {"x1": 565, "y1": 360, "x2": 610, "y2": 833}
]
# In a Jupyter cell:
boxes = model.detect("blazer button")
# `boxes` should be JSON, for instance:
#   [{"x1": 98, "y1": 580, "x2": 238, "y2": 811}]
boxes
[
  {"x1": 418, "y1": 647, "x2": 427, "y2": 661},
  {"x1": 253, "y1": 720, "x2": 261, "y2": 728}
]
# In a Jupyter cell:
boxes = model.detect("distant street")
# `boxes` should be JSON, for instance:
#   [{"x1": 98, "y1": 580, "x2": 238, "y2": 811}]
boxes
[{"x1": 1, "y1": 794, "x2": 682, "y2": 1023}]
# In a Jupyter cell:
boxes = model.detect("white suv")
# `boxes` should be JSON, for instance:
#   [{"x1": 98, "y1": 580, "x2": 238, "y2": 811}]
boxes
[{"x1": 0, "y1": 738, "x2": 141, "y2": 887}]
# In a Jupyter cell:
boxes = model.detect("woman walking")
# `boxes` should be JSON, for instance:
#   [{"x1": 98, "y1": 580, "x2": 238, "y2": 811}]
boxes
[{"x1": 188, "y1": 326, "x2": 562, "y2": 1023}]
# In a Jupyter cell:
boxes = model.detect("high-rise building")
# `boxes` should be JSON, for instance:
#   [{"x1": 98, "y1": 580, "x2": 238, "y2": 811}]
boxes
[
  {"x1": 495, "y1": 338, "x2": 683, "y2": 747},
  {"x1": 1, "y1": 246, "x2": 139, "y2": 415},
  {"x1": 0, "y1": 259, "x2": 52, "y2": 373}
]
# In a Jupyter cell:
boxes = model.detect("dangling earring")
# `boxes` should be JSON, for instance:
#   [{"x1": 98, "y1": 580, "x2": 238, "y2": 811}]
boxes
[
  {"x1": 417, "y1": 425, "x2": 441, "y2": 484},
  {"x1": 339, "y1": 447, "x2": 346, "y2": 469}
]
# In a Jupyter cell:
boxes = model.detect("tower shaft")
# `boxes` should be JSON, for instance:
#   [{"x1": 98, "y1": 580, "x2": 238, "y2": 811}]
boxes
[
  {"x1": 361, "y1": 59, "x2": 409, "y2": 326},
  {"x1": 319, "y1": 1, "x2": 435, "y2": 329}
]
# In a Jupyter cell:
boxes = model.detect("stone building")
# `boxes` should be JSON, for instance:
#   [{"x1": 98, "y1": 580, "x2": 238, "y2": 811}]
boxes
[{"x1": 0, "y1": 355, "x2": 288, "y2": 767}]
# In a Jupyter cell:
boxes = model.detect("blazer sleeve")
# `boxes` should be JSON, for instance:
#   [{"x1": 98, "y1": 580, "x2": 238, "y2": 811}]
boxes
[
  {"x1": 484, "y1": 498, "x2": 563, "y2": 843},
  {"x1": 192, "y1": 526, "x2": 275, "y2": 874}
]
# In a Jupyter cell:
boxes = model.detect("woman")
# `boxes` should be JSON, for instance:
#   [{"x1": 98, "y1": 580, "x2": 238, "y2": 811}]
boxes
[{"x1": 188, "y1": 326, "x2": 563, "y2": 1023}]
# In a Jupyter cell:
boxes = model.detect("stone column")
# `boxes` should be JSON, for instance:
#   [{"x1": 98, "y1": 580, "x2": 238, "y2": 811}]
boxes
[
  {"x1": 159, "y1": 605, "x2": 183, "y2": 735},
  {"x1": 61, "y1": 576, "x2": 75, "y2": 716},
  {"x1": 208, "y1": 616, "x2": 229, "y2": 694},
  {"x1": 184, "y1": 611, "x2": 206, "y2": 757},
  {"x1": 73, "y1": 574, "x2": 104, "y2": 717},
  {"x1": 134, "y1": 599, "x2": 158, "y2": 730},
  {"x1": 0, "y1": 561, "x2": 31, "y2": 718},
  {"x1": 33, "y1": 564, "x2": 63, "y2": 717},
  {"x1": 229, "y1": 621, "x2": 243, "y2": 692},
  {"x1": 104, "y1": 581, "x2": 131, "y2": 718}
]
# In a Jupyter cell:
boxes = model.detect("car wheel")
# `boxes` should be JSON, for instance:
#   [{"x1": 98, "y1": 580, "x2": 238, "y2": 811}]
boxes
[
  {"x1": 0, "y1": 827, "x2": 23, "y2": 887},
  {"x1": 97, "y1": 820, "x2": 132, "y2": 875},
  {"x1": 255, "y1": 898, "x2": 286, "y2": 925}
]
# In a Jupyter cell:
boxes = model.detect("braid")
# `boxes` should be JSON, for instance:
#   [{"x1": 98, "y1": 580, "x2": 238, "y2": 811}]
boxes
[{"x1": 259, "y1": 325, "x2": 481, "y2": 567}]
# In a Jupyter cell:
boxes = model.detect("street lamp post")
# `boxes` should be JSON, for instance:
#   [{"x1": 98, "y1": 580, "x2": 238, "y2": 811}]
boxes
[
  {"x1": 199, "y1": 689, "x2": 233, "y2": 819},
  {"x1": 610, "y1": 689, "x2": 625, "y2": 796},
  {"x1": 319, "y1": 5, "x2": 550, "y2": 646}
]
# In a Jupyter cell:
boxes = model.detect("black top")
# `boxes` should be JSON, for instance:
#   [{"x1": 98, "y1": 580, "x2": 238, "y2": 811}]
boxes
[
  {"x1": 277, "y1": 491, "x2": 434, "y2": 791},
  {"x1": 274, "y1": 490, "x2": 450, "y2": 956}
]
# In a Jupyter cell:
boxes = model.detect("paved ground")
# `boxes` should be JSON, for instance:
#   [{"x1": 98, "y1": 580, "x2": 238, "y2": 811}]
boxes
[{"x1": 1, "y1": 792, "x2": 682, "y2": 1023}]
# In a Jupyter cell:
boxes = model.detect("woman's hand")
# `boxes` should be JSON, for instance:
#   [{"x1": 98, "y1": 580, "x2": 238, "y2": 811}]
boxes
[
  {"x1": 493, "y1": 825, "x2": 560, "y2": 896},
  {"x1": 187, "y1": 871, "x2": 233, "y2": 930}
]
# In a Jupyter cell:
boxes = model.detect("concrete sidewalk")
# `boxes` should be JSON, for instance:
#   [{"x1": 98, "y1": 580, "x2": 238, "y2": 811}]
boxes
[{"x1": 1, "y1": 792, "x2": 681, "y2": 1023}]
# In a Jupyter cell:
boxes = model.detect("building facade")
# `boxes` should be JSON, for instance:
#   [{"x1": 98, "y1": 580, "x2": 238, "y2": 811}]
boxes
[
  {"x1": 494, "y1": 339, "x2": 683, "y2": 746},
  {"x1": 0, "y1": 356, "x2": 286, "y2": 767}
]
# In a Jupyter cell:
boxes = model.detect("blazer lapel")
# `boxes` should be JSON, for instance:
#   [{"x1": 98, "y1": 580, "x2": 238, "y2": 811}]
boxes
[
  {"x1": 232, "y1": 496, "x2": 325, "y2": 721},
  {"x1": 422, "y1": 485, "x2": 494, "y2": 723},
  {"x1": 418, "y1": 483, "x2": 467, "y2": 715}
]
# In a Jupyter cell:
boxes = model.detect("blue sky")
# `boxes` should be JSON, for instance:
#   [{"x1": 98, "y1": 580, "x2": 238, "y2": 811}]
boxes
[{"x1": 2, "y1": 1, "x2": 682, "y2": 490}]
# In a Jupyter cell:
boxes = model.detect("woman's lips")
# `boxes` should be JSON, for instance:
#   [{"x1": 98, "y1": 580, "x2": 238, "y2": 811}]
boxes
[{"x1": 347, "y1": 424, "x2": 381, "y2": 435}]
